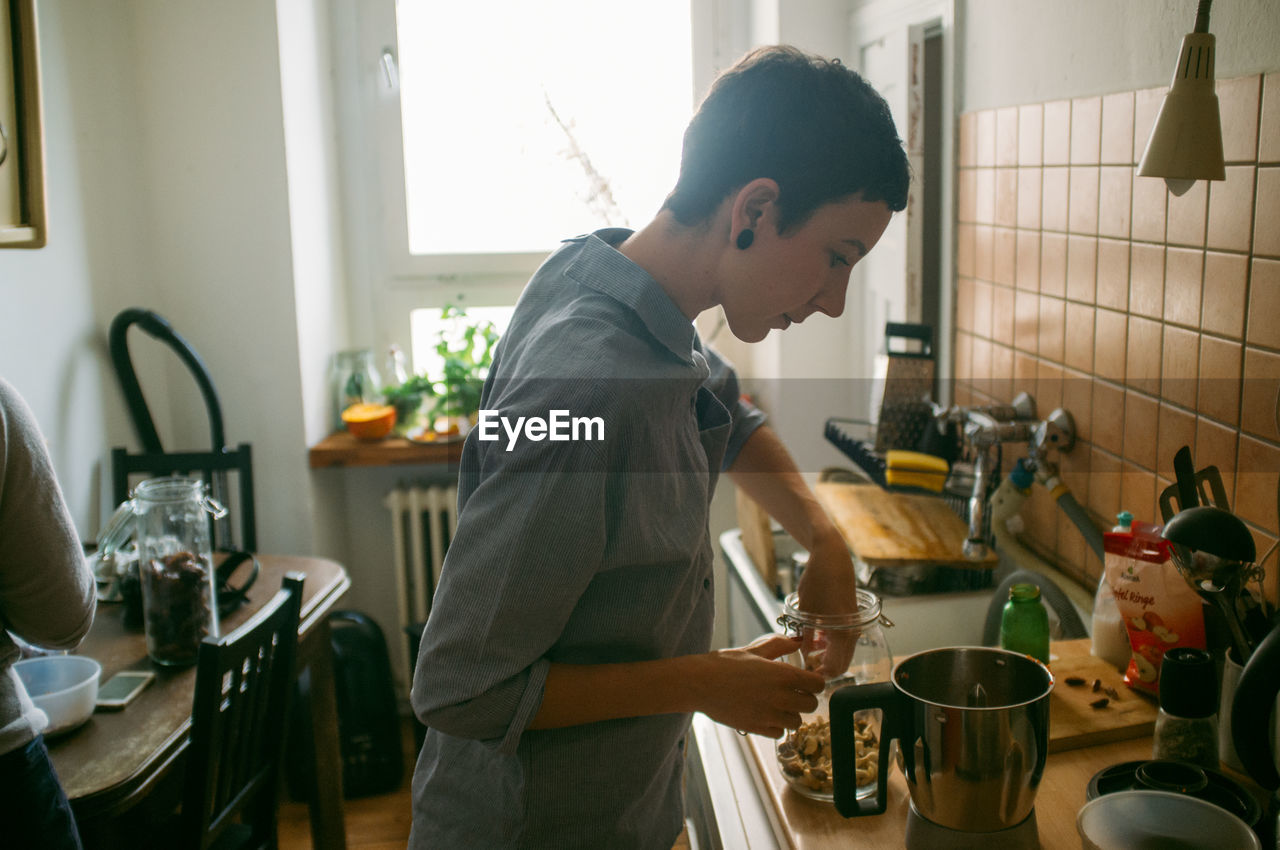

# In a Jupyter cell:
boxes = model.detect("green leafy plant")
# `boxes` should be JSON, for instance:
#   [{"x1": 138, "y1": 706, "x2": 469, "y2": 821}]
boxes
[
  {"x1": 428, "y1": 304, "x2": 499, "y2": 424},
  {"x1": 383, "y1": 374, "x2": 436, "y2": 432}
]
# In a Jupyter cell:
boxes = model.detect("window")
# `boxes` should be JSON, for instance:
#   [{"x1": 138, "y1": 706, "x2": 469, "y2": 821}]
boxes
[{"x1": 388, "y1": 0, "x2": 694, "y2": 271}]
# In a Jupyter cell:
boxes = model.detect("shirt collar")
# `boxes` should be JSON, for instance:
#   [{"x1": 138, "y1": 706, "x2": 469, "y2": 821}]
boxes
[{"x1": 563, "y1": 228, "x2": 698, "y2": 366}]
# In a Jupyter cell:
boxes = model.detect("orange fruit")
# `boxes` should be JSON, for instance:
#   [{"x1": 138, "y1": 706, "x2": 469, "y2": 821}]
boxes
[{"x1": 342, "y1": 403, "x2": 397, "y2": 440}]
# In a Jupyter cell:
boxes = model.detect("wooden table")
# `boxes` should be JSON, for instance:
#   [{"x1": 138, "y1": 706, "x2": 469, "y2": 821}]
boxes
[{"x1": 47, "y1": 554, "x2": 352, "y2": 850}]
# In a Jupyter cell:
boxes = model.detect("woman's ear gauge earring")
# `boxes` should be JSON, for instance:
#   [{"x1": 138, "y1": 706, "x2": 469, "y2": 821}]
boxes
[{"x1": 736, "y1": 229, "x2": 754, "y2": 250}]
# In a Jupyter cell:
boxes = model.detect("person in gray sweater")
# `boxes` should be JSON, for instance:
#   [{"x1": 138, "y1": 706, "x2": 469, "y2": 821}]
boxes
[{"x1": 0, "y1": 377, "x2": 96, "y2": 849}]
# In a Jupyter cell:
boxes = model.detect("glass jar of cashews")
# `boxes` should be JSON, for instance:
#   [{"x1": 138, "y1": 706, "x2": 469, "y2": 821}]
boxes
[{"x1": 775, "y1": 589, "x2": 893, "y2": 802}]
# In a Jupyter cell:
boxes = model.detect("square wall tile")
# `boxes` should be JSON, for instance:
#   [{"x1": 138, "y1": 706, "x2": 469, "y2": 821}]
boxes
[
  {"x1": 1039, "y1": 295, "x2": 1065, "y2": 363},
  {"x1": 1217, "y1": 75, "x2": 1261, "y2": 163},
  {"x1": 1196, "y1": 417, "x2": 1239, "y2": 505},
  {"x1": 1097, "y1": 166, "x2": 1132, "y2": 240},
  {"x1": 1063, "y1": 369, "x2": 1093, "y2": 443},
  {"x1": 955, "y1": 331, "x2": 973, "y2": 379},
  {"x1": 1166, "y1": 179, "x2": 1208, "y2": 247},
  {"x1": 959, "y1": 112, "x2": 978, "y2": 167},
  {"x1": 994, "y1": 227, "x2": 1017, "y2": 287},
  {"x1": 1206, "y1": 166, "x2": 1255, "y2": 253},
  {"x1": 1255, "y1": 167, "x2": 1280, "y2": 258},
  {"x1": 1044, "y1": 100, "x2": 1071, "y2": 166},
  {"x1": 1016, "y1": 230, "x2": 1041, "y2": 291},
  {"x1": 1101, "y1": 91, "x2": 1135, "y2": 165},
  {"x1": 972, "y1": 336, "x2": 992, "y2": 383},
  {"x1": 956, "y1": 277, "x2": 975, "y2": 332},
  {"x1": 1163, "y1": 247, "x2": 1203, "y2": 328},
  {"x1": 1017, "y1": 167, "x2": 1042, "y2": 229},
  {"x1": 1202, "y1": 252, "x2": 1248, "y2": 339},
  {"x1": 1247, "y1": 258, "x2": 1280, "y2": 349},
  {"x1": 991, "y1": 343, "x2": 1015, "y2": 402},
  {"x1": 996, "y1": 107, "x2": 1019, "y2": 166},
  {"x1": 958, "y1": 169, "x2": 977, "y2": 223},
  {"x1": 996, "y1": 169, "x2": 1019, "y2": 228},
  {"x1": 1088, "y1": 447, "x2": 1123, "y2": 525},
  {"x1": 957, "y1": 222, "x2": 976, "y2": 278},
  {"x1": 972, "y1": 279, "x2": 993, "y2": 338},
  {"x1": 1133, "y1": 87, "x2": 1167, "y2": 165},
  {"x1": 1014, "y1": 351, "x2": 1039, "y2": 386},
  {"x1": 1091, "y1": 380, "x2": 1126, "y2": 455},
  {"x1": 1014, "y1": 290, "x2": 1040, "y2": 353},
  {"x1": 1094, "y1": 308, "x2": 1128, "y2": 383},
  {"x1": 976, "y1": 168, "x2": 996, "y2": 225},
  {"x1": 1129, "y1": 243, "x2": 1165, "y2": 319},
  {"x1": 977, "y1": 110, "x2": 996, "y2": 167},
  {"x1": 1162, "y1": 326, "x2": 1200, "y2": 409},
  {"x1": 1126, "y1": 315, "x2": 1162, "y2": 395},
  {"x1": 1068, "y1": 166, "x2": 1100, "y2": 235},
  {"x1": 1157, "y1": 403, "x2": 1197, "y2": 479},
  {"x1": 1040, "y1": 232, "x2": 1067, "y2": 298},
  {"x1": 1120, "y1": 462, "x2": 1158, "y2": 521},
  {"x1": 1096, "y1": 238, "x2": 1130, "y2": 310},
  {"x1": 1235, "y1": 436, "x2": 1280, "y2": 530},
  {"x1": 1070, "y1": 96, "x2": 1102, "y2": 165},
  {"x1": 1131, "y1": 170, "x2": 1167, "y2": 243},
  {"x1": 1241, "y1": 347, "x2": 1280, "y2": 442},
  {"x1": 1038, "y1": 360, "x2": 1066, "y2": 411},
  {"x1": 1066, "y1": 235, "x2": 1098, "y2": 303},
  {"x1": 991, "y1": 285, "x2": 1015, "y2": 346},
  {"x1": 1197, "y1": 335, "x2": 1242, "y2": 426},
  {"x1": 1019, "y1": 104, "x2": 1044, "y2": 166},
  {"x1": 1064, "y1": 303, "x2": 1095, "y2": 372},
  {"x1": 974, "y1": 225, "x2": 994, "y2": 280},
  {"x1": 1123, "y1": 390, "x2": 1160, "y2": 470},
  {"x1": 1261, "y1": 73, "x2": 1280, "y2": 163},
  {"x1": 1043, "y1": 167, "x2": 1069, "y2": 232}
]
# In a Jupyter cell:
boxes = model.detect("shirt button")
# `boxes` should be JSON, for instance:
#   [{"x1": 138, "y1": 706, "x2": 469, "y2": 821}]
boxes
[
  {"x1": 677, "y1": 738, "x2": 685, "y2": 751},
  {"x1": 702, "y1": 578, "x2": 711, "y2": 590}
]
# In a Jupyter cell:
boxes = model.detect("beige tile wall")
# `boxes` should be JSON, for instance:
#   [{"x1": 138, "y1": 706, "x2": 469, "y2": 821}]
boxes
[{"x1": 954, "y1": 73, "x2": 1280, "y2": 607}]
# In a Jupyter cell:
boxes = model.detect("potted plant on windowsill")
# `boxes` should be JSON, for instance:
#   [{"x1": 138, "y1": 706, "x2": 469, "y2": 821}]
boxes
[{"x1": 414, "y1": 305, "x2": 499, "y2": 441}]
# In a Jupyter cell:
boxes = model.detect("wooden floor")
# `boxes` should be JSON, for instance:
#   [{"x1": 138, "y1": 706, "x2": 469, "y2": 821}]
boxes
[{"x1": 278, "y1": 718, "x2": 690, "y2": 849}]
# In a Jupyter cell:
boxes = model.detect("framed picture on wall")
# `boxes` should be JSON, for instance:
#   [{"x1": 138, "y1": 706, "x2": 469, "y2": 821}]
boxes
[{"x1": 0, "y1": 0, "x2": 46, "y2": 249}]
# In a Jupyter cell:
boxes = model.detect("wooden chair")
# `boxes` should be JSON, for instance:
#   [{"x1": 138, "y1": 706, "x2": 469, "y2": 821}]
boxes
[
  {"x1": 178, "y1": 572, "x2": 305, "y2": 850},
  {"x1": 108, "y1": 307, "x2": 257, "y2": 552}
]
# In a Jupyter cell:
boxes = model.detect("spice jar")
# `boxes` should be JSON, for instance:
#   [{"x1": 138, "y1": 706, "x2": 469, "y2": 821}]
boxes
[
  {"x1": 775, "y1": 589, "x2": 893, "y2": 802},
  {"x1": 1153, "y1": 646, "x2": 1219, "y2": 769},
  {"x1": 100, "y1": 476, "x2": 225, "y2": 666}
]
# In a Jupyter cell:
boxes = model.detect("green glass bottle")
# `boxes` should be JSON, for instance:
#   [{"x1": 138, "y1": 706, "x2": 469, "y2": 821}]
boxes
[{"x1": 1000, "y1": 583, "x2": 1050, "y2": 664}]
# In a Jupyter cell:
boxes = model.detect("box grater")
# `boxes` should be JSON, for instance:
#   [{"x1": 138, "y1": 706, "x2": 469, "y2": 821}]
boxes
[{"x1": 874, "y1": 322, "x2": 936, "y2": 453}]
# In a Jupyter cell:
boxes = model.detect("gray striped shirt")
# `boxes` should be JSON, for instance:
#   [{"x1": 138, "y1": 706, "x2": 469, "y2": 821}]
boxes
[{"x1": 410, "y1": 229, "x2": 764, "y2": 848}]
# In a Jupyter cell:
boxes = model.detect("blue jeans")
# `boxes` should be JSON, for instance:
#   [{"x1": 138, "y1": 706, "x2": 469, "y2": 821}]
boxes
[{"x1": 0, "y1": 735, "x2": 84, "y2": 850}]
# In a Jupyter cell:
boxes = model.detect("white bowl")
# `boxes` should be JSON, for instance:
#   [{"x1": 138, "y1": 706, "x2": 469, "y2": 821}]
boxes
[
  {"x1": 13, "y1": 655, "x2": 102, "y2": 737},
  {"x1": 1078, "y1": 789, "x2": 1260, "y2": 850}
]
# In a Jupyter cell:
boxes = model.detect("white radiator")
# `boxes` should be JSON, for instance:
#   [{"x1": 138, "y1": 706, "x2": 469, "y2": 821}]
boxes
[{"x1": 385, "y1": 484, "x2": 458, "y2": 671}]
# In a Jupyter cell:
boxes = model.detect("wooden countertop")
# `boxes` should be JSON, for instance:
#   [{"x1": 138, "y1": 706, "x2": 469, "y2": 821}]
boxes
[{"x1": 308, "y1": 431, "x2": 462, "y2": 468}]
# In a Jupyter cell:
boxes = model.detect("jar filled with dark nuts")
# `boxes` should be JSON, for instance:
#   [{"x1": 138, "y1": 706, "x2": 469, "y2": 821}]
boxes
[{"x1": 776, "y1": 589, "x2": 893, "y2": 802}]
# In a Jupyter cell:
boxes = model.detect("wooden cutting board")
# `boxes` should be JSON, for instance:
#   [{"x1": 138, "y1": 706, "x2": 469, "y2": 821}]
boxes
[
  {"x1": 1048, "y1": 638, "x2": 1157, "y2": 752},
  {"x1": 814, "y1": 481, "x2": 997, "y2": 569}
]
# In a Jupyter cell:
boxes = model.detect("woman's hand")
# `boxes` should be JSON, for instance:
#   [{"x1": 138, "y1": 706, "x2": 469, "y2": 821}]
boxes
[
  {"x1": 796, "y1": 533, "x2": 860, "y2": 677},
  {"x1": 688, "y1": 634, "x2": 826, "y2": 738}
]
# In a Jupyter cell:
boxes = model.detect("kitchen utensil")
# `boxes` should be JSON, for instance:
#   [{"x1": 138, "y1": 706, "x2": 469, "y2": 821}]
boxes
[
  {"x1": 1076, "y1": 790, "x2": 1260, "y2": 850},
  {"x1": 1231, "y1": 619, "x2": 1280, "y2": 790},
  {"x1": 1173, "y1": 445, "x2": 1199, "y2": 510},
  {"x1": 1159, "y1": 463, "x2": 1231, "y2": 521},
  {"x1": 13, "y1": 655, "x2": 102, "y2": 737},
  {"x1": 1162, "y1": 505, "x2": 1258, "y2": 662},
  {"x1": 873, "y1": 322, "x2": 935, "y2": 453},
  {"x1": 1086, "y1": 759, "x2": 1262, "y2": 828},
  {"x1": 829, "y1": 646, "x2": 1052, "y2": 842}
]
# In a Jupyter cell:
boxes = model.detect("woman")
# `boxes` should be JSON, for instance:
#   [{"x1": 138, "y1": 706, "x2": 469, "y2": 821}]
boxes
[
  {"x1": 411, "y1": 45, "x2": 910, "y2": 848},
  {"x1": 0, "y1": 378, "x2": 96, "y2": 849}
]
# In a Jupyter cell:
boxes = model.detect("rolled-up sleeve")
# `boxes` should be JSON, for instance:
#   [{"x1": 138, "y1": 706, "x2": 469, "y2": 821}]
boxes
[
  {"x1": 411, "y1": 382, "x2": 611, "y2": 754},
  {"x1": 701, "y1": 343, "x2": 766, "y2": 470}
]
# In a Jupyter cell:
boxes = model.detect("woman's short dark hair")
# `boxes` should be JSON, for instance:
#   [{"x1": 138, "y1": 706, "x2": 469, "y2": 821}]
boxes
[{"x1": 663, "y1": 45, "x2": 910, "y2": 232}]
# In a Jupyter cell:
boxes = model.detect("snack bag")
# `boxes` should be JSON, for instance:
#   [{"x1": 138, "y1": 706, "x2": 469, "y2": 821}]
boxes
[{"x1": 1103, "y1": 520, "x2": 1206, "y2": 694}]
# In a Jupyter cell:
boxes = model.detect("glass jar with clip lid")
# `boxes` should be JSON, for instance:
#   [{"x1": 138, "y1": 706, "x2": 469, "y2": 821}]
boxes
[{"x1": 775, "y1": 589, "x2": 893, "y2": 802}]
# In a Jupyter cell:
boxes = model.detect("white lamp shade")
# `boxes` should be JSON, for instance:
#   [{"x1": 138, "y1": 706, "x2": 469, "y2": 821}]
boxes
[{"x1": 1138, "y1": 32, "x2": 1225, "y2": 191}]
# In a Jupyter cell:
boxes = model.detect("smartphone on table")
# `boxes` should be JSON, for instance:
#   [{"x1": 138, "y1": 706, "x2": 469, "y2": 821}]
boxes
[{"x1": 95, "y1": 670, "x2": 155, "y2": 710}]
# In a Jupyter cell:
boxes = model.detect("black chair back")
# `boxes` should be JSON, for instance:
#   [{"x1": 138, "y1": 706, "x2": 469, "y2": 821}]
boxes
[
  {"x1": 108, "y1": 307, "x2": 256, "y2": 552},
  {"x1": 180, "y1": 572, "x2": 304, "y2": 850}
]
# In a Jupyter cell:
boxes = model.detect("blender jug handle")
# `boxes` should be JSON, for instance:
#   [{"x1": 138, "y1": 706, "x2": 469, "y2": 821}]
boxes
[{"x1": 830, "y1": 681, "x2": 908, "y2": 818}]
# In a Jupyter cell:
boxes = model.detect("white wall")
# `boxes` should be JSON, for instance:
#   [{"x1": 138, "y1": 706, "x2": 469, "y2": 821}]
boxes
[{"x1": 958, "y1": 0, "x2": 1280, "y2": 112}]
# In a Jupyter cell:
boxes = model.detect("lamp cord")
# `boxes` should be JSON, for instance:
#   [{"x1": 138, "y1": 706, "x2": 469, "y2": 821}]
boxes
[{"x1": 1193, "y1": 0, "x2": 1212, "y2": 33}]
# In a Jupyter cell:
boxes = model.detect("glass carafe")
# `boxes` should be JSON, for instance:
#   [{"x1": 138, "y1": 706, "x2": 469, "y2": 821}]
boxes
[
  {"x1": 775, "y1": 589, "x2": 893, "y2": 802},
  {"x1": 100, "y1": 476, "x2": 225, "y2": 666}
]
